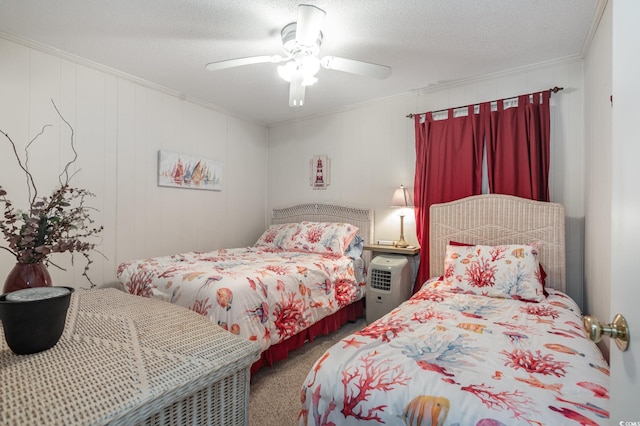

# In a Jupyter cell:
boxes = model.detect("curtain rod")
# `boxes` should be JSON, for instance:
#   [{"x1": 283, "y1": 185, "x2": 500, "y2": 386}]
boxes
[{"x1": 405, "y1": 86, "x2": 564, "y2": 119}]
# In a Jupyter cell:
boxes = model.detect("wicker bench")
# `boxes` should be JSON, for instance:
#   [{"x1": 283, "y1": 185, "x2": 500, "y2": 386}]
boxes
[{"x1": 0, "y1": 288, "x2": 261, "y2": 425}]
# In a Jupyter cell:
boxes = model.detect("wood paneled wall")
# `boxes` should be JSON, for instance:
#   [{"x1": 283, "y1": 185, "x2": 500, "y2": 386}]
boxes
[{"x1": 0, "y1": 37, "x2": 268, "y2": 289}]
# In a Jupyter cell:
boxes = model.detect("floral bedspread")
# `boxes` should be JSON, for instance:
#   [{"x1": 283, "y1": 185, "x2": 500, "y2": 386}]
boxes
[
  {"x1": 299, "y1": 279, "x2": 609, "y2": 425},
  {"x1": 117, "y1": 247, "x2": 364, "y2": 352}
]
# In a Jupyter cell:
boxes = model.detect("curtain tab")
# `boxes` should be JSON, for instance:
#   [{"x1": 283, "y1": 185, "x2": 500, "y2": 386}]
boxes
[
  {"x1": 542, "y1": 90, "x2": 550, "y2": 104},
  {"x1": 518, "y1": 94, "x2": 529, "y2": 106}
]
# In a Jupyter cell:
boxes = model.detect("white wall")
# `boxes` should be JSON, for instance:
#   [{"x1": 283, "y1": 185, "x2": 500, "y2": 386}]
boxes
[
  {"x1": 583, "y1": 1, "x2": 612, "y2": 359},
  {"x1": 268, "y1": 94, "x2": 416, "y2": 245},
  {"x1": 268, "y1": 59, "x2": 587, "y2": 307},
  {"x1": 0, "y1": 36, "x2": 269, "y2": 290}
]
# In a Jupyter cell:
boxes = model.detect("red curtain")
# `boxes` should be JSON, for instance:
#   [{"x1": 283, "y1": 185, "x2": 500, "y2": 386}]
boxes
[
  {"x1": 412, "y1": 91, "x2": 551, "y2": 293},
  {"x1": 484, "y1": 91, "x2": 550, "y2": 201},
  {"x1": 413, "y1": 106, "x2": 484, "y2": 293}
]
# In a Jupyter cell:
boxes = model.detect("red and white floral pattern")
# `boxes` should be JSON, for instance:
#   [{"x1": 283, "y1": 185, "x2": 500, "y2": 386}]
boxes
[
  {"x1": 285, "y1": 221, "x2": 359, "y2": 254},
  {"x1": 299, "y1": 279, "x2": 609, "y2": 425},
  {"x1": 254, "y1": 223, "x2": 300, "y2": 249},
  {"x1": 117, "y1": 246, "x2": 365, "y2": 352},
  {"x1": 443, "y1": 243, "x2": 545, "y2": 302}
]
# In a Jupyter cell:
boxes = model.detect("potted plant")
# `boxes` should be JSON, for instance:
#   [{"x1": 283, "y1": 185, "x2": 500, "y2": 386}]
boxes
[{"x1": 0, "y1": 100, "x2": 103, "y2": 293}]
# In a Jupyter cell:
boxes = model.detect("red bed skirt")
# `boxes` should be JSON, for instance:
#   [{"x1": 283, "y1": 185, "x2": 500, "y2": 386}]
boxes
[{"x1": 250, "y1": 299, "x2": 364, "y2": 374}]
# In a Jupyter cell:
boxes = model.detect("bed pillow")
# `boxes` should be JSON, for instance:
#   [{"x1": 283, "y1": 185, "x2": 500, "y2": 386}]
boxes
[
  {"x1": 449, "y1": 240, "x2": 548, "y2": 296},
  {"x1": 285, "y1": 221, "x2": 359, "y2": 255},
  {"x1": 254, "y1": 223, "x2": 300, "y2": 248},
  {"x1": 344, "y1": 234, "x2": 365, "y2": 259},
  {"x1": 443, "y1": 243, "x2": 545, "y2": 302}
]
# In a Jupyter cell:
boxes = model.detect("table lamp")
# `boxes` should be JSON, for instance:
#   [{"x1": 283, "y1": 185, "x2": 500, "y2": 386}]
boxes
[{"x1": 389, "y1": 185, "x2": 413, "y2": 248}]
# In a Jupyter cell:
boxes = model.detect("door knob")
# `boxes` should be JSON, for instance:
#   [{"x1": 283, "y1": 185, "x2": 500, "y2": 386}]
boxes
[{"x1": 583, "y1": 313, "x2": 629, "y2": 351}]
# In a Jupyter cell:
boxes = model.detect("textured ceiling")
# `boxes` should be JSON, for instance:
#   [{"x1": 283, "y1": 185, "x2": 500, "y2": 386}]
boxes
[{"x1": 0, "y1": 0, "x2": 601, "y2": 126}]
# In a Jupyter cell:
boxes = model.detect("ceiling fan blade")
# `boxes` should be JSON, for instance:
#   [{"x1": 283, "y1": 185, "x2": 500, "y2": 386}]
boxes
[
  {"x1": 320, "y1": 56, "x2": 392, "y2": 79},
  {"x1": 205, "y1": 55, "x2": 283, "y2": 71},
  {"x1": 288, "y1": 71, "x2": 306, "y2": 107},
  {"x1": 295, "y1": 4, "x2": 326, "y2": 47}
]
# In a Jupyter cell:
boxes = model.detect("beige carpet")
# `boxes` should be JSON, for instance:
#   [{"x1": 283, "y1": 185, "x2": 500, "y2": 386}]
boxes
[{"x1": 248, "y1": 317, "x2": 366, "y2": 426}]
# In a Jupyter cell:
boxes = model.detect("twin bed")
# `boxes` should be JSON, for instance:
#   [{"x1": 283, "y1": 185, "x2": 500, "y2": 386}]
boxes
[
  {"x1": 299, "y1": 195, "x2": 609, "y2": 425},
  {"x1": 117, "y1": 203, "x2": 374, "y2": 373}
]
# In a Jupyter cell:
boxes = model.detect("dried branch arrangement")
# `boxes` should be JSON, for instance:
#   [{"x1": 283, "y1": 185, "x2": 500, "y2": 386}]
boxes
[{"x1": 0, "y1": 100, "x2": 104, "y2": 287}]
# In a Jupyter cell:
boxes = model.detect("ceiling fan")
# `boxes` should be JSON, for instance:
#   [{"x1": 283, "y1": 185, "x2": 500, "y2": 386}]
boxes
[{"x1": 205, "y1": 4, "x2": 392, "y2": 108}]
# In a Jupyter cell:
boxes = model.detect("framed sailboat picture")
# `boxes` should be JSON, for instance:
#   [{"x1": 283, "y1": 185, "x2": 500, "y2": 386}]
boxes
[{"x1": 157, "y1": 150, "x2": 223, "y2": 191}]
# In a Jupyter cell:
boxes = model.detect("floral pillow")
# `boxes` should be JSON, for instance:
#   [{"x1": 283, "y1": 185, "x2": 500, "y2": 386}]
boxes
[
  {"x1": 285, "y1": 221, "x2": 359, "y2": 255},
  {"x1": 254, "y1": 223, "x2": 300, "y2": 249},
  {"x1": 449, "y1": 240, "x2": 548, "y2": 296},
  {"x1": 443, "y1": 243, "x2": 545, "y2": 302}
]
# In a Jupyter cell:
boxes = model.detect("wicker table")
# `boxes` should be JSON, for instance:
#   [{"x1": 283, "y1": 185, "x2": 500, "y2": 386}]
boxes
[{"x1": 0, "y1": 288, "x2": 261, "y2": 426}]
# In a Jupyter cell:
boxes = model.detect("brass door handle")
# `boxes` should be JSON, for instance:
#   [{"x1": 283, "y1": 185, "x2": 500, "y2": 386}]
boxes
[{"x1": 583, "y1": 313, "x2": 629, "y2": 351}]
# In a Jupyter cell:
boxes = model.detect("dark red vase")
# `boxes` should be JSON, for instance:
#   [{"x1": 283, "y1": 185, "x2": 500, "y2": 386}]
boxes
[{"x1": 3, "y1": 262, "x2": 52, "y2": 294}]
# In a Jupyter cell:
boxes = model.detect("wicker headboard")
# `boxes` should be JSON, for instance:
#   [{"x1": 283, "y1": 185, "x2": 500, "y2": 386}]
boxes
[
  {"x1": 271, "y1": 203, "x2": 375, "y2": 264},
  {"x1": 429, "y1": 194, "x2": 566, "y2": 292}
]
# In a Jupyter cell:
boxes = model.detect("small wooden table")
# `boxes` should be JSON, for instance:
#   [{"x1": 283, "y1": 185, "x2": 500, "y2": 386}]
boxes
[{"x1": 0, "y1": 288, "x2": 261, "y2": 426}]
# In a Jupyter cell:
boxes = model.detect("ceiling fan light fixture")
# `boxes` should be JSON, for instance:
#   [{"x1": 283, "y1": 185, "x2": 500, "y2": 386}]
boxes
[
  {"x1": 278, "y1": 56, "x2": 320, "y2": 86},
  {"x1": 277, "y1": 61, "x2": 296, "y2": 82},
  {"x1": 300, "y1": 55, "x2": 320, "y2": 75}
]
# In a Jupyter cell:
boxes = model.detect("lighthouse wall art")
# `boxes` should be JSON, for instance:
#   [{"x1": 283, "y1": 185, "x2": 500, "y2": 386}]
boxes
[{"x1": 309, "y1": 155, "x2": 330, "y2": 190}]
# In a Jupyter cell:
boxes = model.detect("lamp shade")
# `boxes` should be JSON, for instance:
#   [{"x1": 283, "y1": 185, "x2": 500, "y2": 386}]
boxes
[{"x1": 390, "y1": 185, "x2": 414, "y2": 208}]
